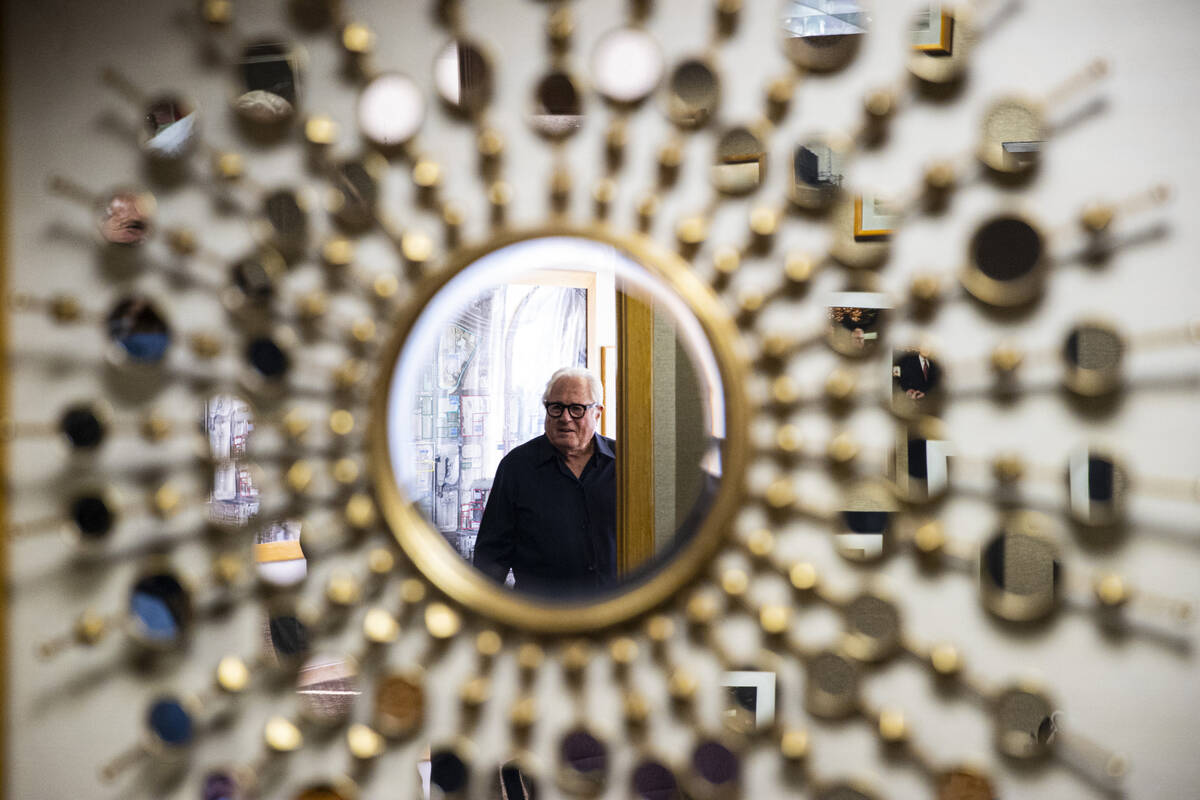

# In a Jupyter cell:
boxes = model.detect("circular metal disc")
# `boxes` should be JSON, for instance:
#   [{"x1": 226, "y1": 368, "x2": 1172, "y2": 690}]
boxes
[
  {"x1": 842, "y1": 593, "x2": 902, "y2": 662},
  {"x1": 374, "y1": 670, "x2": 425, "y2": 738},
  {"x1": 978, "y1": 96, "x2": 1044, "y2": 174},
  {"x1": 632, "y1": 758, "x2": 680, "y2": 800},
  {"x1": 529, "y1": 70, "x2": 585, "y2": 139},
  {"x1": 60, "y1": 401, "x2": 111, "y2": 452},
  {"x1": 296, "y1": 653, "x2": 359, "y2": 724},
  {"x1": 805, "y1": 650, "x2": 860, "y2": 718},
  {"x1": 329, "y1": 158, "x2": 381, "y2": 230},
  {"x1": 666, "y1": 58, "x2": 719, "y2": 128},
  {"x1": 890, "y1": 347, "x2": 944, "y2": 420},
  {"x1": 558, "y1": 728, "x2": 609, "y2": 796},
  {"x1": 145, "y1": 694, "x2": 196, "y2": 750},
  {"x1": 780, "y1": 0, "x2": 868, "y2": 72},
  {"x1": 106, "y1": 294, "x2": 173, "y2": 366},
  {"x1": 430, "y1": 744, "x2": 473, "y2": 797},
  {"x1": 202, "y1": 393, "x2": 254, "y2": 461},
  {"x1": 141, "y1": 94, "x2": 199, "y2": 160},
  {"x1": 255, "y1": 519, "x2": 306, "y2": 587},
  {"x1": 689, "y1": 739, "x2": 740, "y2": 796},
  {"x1": 814, "y1": 783, "x2": 878, "y2": 800},
  {"x1": 98, "y1": 189, "x2": 155, "y2": 246},
  {"x1": 591, "y1": 26, "x2": 664, "y2": 105},
  {"x1": 491, "y1": 758, "x2": 540, "y2": 800},
  {"x1": 979, "y1": 512, "x2": 1062, "y2": 622},
  {"x1": 1066, "y1": 446, "x2": 1129, "y2": 527},
  {"x1": 433, "y1": 39, "x2": 493, "y2": 115},
  {"x1": 836, "y1": 480, "x2": 897, "y2": 563},
  {"x1": 890, "y1": 416, "x2": 950, "y2": 503},
  {"x1": 263, "y1": 600, "x2": 312, "y2": 667},
  {"x1": 262, "y1": 188, "x2": 309, "y2": 256},
  {"x1": 1062, "y1": 320, "x2": 1124, "y2": 396},
  {"x1": 711, "y1": 126, "x2": 766, "y2": 195},
  {"x1": 827, "y1": 290, "x2": 888, "y2": 357},
  {"x1": 293, "y1": 784, "x2": 352, "y2": 800},
  {"x1": 128, "y1": 565, "x2": 193, "y2": 649},
  {"x1": 960, "y1": 212, "x2": 1047, "y2": 307},
  {"x1": 791, "y1": 135, "x2": 848, "y2": 210},
  {"x1": 235, "y1": 40, "x2": 302, "y2": 125},
  {"x1": 936, "y1": 766, "x2": 996, "y2": 800},
  {"x1": 228, "y1": 249, "x2": 285, "y2": 311},
  {"x1": 358, "y1": 72, "x2": 425, "y2": 148},
  {"x1": 908, "y1": 6, "x2": 971, "y2": 85},
  {"x1": 829, "y1": 194, "x2": 892, "y2": 269},
  {"x1": 992, "y1": 685, "x2": 1056, "y2": 759}
]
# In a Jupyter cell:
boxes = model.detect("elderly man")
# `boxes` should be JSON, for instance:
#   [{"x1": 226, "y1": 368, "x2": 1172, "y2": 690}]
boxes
[{"x1": 473, "y1": 366, "x2": 616, "y2": 596}]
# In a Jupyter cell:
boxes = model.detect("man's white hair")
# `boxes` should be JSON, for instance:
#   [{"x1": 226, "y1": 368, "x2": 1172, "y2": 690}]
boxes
[{"x1": 542, "y1": 366, "x2": 603, "y2": 406}]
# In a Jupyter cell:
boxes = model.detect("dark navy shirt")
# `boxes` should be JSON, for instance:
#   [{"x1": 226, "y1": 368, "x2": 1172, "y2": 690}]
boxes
[{"x1": 473, "y1": 433, "x2": 616, "y2": 597}]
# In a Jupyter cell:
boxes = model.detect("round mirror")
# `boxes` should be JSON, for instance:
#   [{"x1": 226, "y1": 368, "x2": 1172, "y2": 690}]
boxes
[
  {"x1": 835, "y1": 480, "x2": 896, "y2": 563},
  {"x1": 830, "y1": 193, "x2": 895, "y2": 269},
  {"x1": 529, "y1": 70, "x2": 584, "y2": 139},
  {"x1": 141, "y1": 95, "x2": 198, "y2": 160},
  {"x1": 979, "y1": 512, "x2": 1062, "y2": 623},
  {"x1": 129, "y1": 566, "x2": 192, "y2": 649},
  {"x1": 328, "y1": 157, "x2": 383, "y2": 230},
  {"x1": 1062, "y1": 320, "x2": 1124, "y2": 396},
  {"x1": 826, "y1": 290, "x2": 889, "y2": 357},
  {"x1": 98, "y1": 189, "x2": 155, "y2": 246},
  {"x1": 591, "y1": 27, "x2": 664, "y2": 105},
  {"x1": 255, "y1": 518, "x2": 307, "y2": 587},
  {"x1": 992, "y1": 685, "x2": 1055, "y2": 759},
  {"x1": 791, "y1": 135, "x2": 846, "y2": 210},
  {"x1": 235, "y1": 40, "x2": 302, "y2": 125},
  {"x1": 106, "y1": 294, "x2": 171, "y2": 365},
  {"x1": 908, "y1": 5, "x2": 970, "y2": 85},
  {"x1": 711, "y1": 126, "x2": 766, "y2": 195},
  {"x1": 780, "y1": 0, "x2": 869, "y2": 72},
  {"x1": 1066, "y1": 447, "x2": 1128, "y2": 527},
  {"x1": 372, "y1": 230, "x2": 747, "y2": 632},
  {"x1": 434, "y1": 39, "x2": 493, "y2": 115},
  {"x1": 666, "y1": 58, "x2": 719, "y2": 128},
  {"x1": 890, "y1": 346, "x2": 944, "y2": 418},
  {"x1": 978, "y1": 96, "x2": 1044, "y2": 174},
  {"x1": 961, "y1": 212, "x2": 1047, "y2": 306},
  {"x1": 295, "y1": 654, "x2": 359, "y2": 724},
  {"x1": 358, "y1": 72, "x2": 425, "y2": 148},
  {"x1": 890, "y1": 417, "x2": 950, "y2": 503},
  {"x1": 261, "y1": 188, "x2": 309, "y2": 258}
]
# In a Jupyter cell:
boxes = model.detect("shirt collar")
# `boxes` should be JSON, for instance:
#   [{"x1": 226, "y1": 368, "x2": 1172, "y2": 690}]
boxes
[
  {"x1": 535, "y1": 433, "x2": 615, "y2": 464},
  {"x1": 593, "y1": 433, "x2": 615, "y2": 460}
]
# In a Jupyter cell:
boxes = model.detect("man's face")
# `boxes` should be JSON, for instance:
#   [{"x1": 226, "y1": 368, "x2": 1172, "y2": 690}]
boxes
[{"x1": 544, "y1": 376, "x2": 601, "y2": 456}]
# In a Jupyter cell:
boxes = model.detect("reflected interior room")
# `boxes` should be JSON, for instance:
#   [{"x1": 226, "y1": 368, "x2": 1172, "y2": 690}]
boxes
[{"x1": 390, "y1": 237, "x2": 723, "y2": 598}]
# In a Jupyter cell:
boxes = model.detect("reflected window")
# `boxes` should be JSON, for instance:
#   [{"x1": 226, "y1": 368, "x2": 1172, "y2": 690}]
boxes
[
  {"x1": 203, "y1": 394, "x2": 254, "y2": 460},
  {"x1": 210, "y1": 462, "x2": 260, "y2": 526},
  {"x1": 783, "y1": 0, "x2": 869, "y2": 38}
]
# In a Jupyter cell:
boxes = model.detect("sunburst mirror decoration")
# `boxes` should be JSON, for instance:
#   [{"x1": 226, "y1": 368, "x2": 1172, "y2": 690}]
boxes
[{"x1": 3, "y1": 1, "x2": 1200, "y2": 798}]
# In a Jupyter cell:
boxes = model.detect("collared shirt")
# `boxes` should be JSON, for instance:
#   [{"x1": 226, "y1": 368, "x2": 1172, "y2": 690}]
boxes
[{"x1": 473, "y1": 433, "x2": 616, "y2": 597}]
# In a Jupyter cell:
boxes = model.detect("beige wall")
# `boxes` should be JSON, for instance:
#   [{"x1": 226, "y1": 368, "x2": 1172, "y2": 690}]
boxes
[{"x1": 5, "y1": 1, "x2": 1200, "y2": 798}]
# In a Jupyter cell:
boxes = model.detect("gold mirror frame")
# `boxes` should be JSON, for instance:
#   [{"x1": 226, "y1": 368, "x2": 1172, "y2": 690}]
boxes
[{"x1": 368, "y1": 224, "x2": 750, "y2": 633}]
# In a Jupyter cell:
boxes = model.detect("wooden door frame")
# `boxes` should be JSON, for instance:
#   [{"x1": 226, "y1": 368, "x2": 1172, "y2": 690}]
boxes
[{"x1": 616, "y1": 289, "x2": 655, "y2": 575}]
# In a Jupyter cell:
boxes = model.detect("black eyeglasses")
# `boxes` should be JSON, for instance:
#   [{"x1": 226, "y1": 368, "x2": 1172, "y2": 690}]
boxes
[{"x1": 544, "y1": 401, "x2": 598, "y2": 419}]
